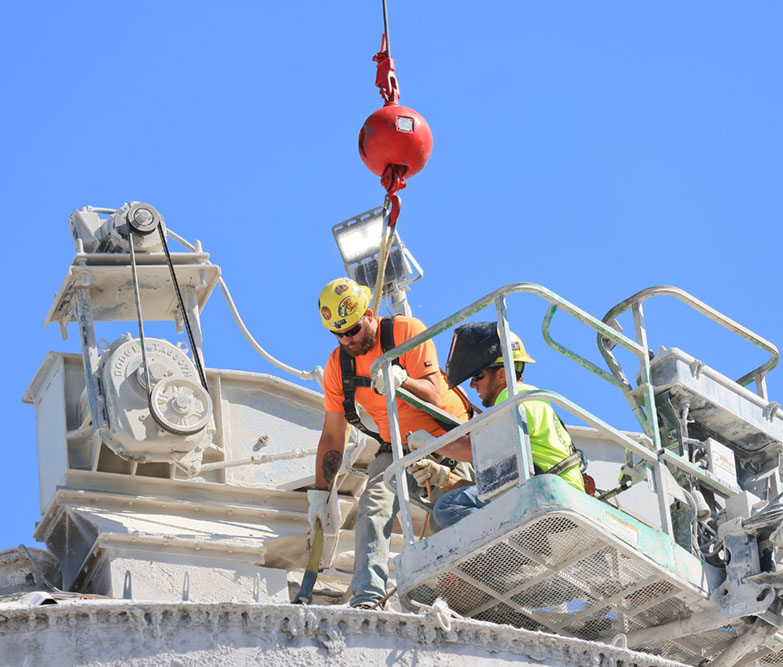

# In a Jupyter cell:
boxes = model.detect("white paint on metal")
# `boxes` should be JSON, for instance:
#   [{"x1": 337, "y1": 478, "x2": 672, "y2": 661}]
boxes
[
  {"x1": 45, "y1": 261, "x2": 220, "y2": 332},
  {"x1": 23, "y1": 355, "x2": 70, "y2": 511},
  {"x1": 17, "y1": 213, "x2": 783, "y2": 666},
  {"x1": 99, "y1": 335, "x2": 215, "y2": 460}
]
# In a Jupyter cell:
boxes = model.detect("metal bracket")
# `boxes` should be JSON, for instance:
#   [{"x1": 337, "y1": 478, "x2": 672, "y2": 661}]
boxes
[
  {"x1": 763, "y1": 401, "x2": 781, "y2": 422},
  {"x1": 714, "y1": 519, "x2": 776, "y2": 617}
]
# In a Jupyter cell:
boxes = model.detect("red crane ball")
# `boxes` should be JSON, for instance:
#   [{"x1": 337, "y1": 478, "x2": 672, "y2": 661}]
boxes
[{"x1": 358, "y1": 104, "x2": 433, "y2": 178}]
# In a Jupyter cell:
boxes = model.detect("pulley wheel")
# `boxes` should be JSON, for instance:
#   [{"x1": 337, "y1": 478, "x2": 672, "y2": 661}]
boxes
[
  {"x1": 150, "y1": 377, "x2": 212, "y2": 435},
  {"x1": 127, "y1": 202, "x2": 162, "y2": 235}
]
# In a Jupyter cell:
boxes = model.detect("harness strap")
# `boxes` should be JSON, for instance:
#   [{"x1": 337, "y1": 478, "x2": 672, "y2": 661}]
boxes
[
  {"x1": 339, "y1": 315, "x2": 398, "y2": 443},
  {"x1": 545, "y1": 452, "x2": 582, "y2": 477},
  {"x1": 542, "y1": 414, "x2": 584, "y2": 478},
  {"x1": 379, "y1": 316, "x2": 401, "y2": 368},
  {"x1": 339, "y1": 316, "x2": 468, "y2": 449}
]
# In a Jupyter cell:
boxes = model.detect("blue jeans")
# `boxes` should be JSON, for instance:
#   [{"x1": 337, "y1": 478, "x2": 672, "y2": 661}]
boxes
[
  {"x1": 432, "y1": 484, "x2": 488, "y2": 529},
  {"x1": 350, "y1": 451, "x2": 417, "y2": 607}
]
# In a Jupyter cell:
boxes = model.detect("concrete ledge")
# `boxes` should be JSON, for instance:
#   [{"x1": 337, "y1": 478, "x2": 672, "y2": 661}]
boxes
[{"x1": 0, "y1": 600, "x2": 685, "y2": 666}]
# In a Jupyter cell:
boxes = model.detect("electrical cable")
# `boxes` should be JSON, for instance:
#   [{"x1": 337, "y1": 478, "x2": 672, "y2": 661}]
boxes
[
  {"x1": 20, "y1": 545, "x2": 62, "y2": 594},
  {"x1": 753, "y1": 488, "x2": 783, "y2": 516},
  {"x1": 165, "y1": 228, "x2": 323, "y2": 387},
  {"x1": 680, "y1": 489, "x2": 702, "y2": 556}
]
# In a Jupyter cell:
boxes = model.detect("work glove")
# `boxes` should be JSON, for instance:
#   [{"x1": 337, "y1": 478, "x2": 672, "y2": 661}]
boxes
[
  {"x1": 407, "y1": 459, "x2": 451, "y2": 488},
  {"x1": 307, "y1": 488, "x2": 330, "y2": 532},
  {"x1": 406, "y1": 429, "x2": 436, "y2": 451},
  {"x1": 372, "y1": 364, "x2": 408, "y2": 395}
]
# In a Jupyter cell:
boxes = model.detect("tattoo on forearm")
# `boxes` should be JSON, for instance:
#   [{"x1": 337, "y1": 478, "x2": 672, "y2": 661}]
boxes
[{"x1": 322, "y1": 450, "x2": 342, "y2": 486}]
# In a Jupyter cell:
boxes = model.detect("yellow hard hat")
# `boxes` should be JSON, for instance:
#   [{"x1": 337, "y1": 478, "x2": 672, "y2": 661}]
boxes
[
  {"x1": 318, "y1": 277, "x2": 371, "y2": 332},
  {"x1": 494, "y1": 331, "x2": 535, "y2": 365}
]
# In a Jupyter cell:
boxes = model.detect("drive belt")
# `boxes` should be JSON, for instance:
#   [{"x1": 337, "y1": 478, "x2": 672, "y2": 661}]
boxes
[{"x1": 125, "y1": 203, "x2": 208, "y2": 434}]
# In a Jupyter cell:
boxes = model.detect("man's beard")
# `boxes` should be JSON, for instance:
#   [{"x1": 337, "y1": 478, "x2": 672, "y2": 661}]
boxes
[{"x1": 343, "y1": 327, "x2": 377, "y2": 357}]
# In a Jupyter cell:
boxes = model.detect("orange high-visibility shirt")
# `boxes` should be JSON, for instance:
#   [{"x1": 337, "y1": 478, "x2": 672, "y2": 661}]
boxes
[{"x1": 323, "y1": 316, "x2": 469, "y2": 443}]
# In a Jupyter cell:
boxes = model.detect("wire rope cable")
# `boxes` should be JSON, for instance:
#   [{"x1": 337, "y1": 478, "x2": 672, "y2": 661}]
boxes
[{"x1": 381, "y1": 0, "x2": 391, "y2": 57}]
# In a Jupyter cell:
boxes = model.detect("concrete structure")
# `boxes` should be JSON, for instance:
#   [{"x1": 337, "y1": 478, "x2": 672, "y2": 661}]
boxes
[
  {"x1": 4, "y1": 203, "x2": 783, "y2": 666},
  {"x1": 0, "y1": 601, "x2": 686, "y2": 667}
]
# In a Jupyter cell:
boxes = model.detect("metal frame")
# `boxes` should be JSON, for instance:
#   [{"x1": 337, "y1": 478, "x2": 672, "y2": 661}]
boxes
[
  {"x1": 598, "y1": 285, "x2": 779, "y2": 400},
  {"x1": 375, "y1": 282, "x2": 783, "y2": 666},
  {"x1": 384, "y1": 388, "x2": 666, "y2": 545},
  {"x1": 371, "y1": 282, "x2": 781, "y2": 548},
  {"x1": 369, "y1": 282, "x2": 677, "y2": 542}
]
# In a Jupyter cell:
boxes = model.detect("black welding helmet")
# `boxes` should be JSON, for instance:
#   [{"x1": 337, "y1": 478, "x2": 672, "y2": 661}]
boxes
[{"x1": 445, "y1": 322, "x2": 501, "y2": 388}]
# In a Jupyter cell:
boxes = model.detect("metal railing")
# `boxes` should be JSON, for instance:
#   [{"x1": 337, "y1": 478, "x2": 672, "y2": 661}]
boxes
[
  {"x1": 382, "y1": 388, "x2": 671, "y2": 546},
  {"x1": 370, "y1": 282, "x2": 780, "y2": 547},
  {"x1": 369, "y1": 283, "x2": 671, "y2": 544},
  {"x1": 599, "y1": 285, "x2": 779, "y2": 401}
]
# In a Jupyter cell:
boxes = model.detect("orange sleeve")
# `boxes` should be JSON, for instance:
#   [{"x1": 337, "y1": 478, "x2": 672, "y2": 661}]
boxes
[
  {"x1": 396, "y1": 318, "x2": 440, "y2": 379},
  {"x1": 322, "y1": 350, "x2": 345, "y2": 413}
]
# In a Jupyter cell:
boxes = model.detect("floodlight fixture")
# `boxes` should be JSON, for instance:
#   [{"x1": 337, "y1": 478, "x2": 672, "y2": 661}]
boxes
[{"x1": 332, "y1": 207, "x2": 423, "y2": 295}]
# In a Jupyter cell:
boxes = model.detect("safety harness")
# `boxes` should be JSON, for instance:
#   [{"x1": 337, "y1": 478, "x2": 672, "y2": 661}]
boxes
[
  {"x1": 339, "y1": 316, "x2": 472, "y2": 458},
  {"x1": 534, "y1": 415, "x2": 583, "y2": 478},
  {"x1": 340, "y1": 316, "x2": 400, "y2": 445},
  {"x1": 542, "y1": 446, "x2": 582, "y2": 476}
]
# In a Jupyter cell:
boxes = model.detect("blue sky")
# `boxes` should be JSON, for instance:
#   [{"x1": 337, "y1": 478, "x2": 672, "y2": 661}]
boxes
[{"x1": 2, "y1": 2, "x2": 781, "y2": 550}]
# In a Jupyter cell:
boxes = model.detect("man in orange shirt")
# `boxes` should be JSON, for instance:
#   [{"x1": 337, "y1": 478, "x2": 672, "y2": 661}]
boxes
[{"x1": 308, "y1": 277, "x2": 470, "y2": 608}]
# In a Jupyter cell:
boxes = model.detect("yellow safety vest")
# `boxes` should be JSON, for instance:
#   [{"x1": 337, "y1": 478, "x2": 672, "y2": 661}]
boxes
[{"x1": 494, "y1": 382, "x2": 585, "y2": 492}]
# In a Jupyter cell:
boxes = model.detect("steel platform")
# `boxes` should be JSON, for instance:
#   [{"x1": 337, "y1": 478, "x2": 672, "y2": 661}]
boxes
[{"x1": 395, "y1": 475, "x2": 724, "y2": 664}]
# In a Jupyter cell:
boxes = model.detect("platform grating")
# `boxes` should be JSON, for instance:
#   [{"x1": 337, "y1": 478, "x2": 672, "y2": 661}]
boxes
[
  {"x1": 730, "y1": 635, "x2": 783, "y2": 667},
  {"x1": 401, "y1": 512, "x2": 722, "y2": 665},
  {"x1": 641, "y1": 625, "x2": 739, "y2": 666},
  {"x1": 759, "y1": 651, "x2": 783, "y2": 666}
]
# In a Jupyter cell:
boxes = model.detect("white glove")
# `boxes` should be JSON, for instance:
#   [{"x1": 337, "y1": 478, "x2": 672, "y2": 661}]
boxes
[
  {"x1": 407, "y1": 459, "x2": 451, "y2": 488},
  {"x1": 372, "y1": 365, "x2": 408, "y2": 395},
  {"x1": 307, "y1": 488, "x2": 330, "y2": 532},
  {"x1": 406, "y1": 429, "x2": 435, "y2": 451}
]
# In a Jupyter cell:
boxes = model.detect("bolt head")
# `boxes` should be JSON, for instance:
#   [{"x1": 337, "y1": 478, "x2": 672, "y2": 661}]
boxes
[{"x1": 133, "y1": 208, "x2": 154, "y2": 226}]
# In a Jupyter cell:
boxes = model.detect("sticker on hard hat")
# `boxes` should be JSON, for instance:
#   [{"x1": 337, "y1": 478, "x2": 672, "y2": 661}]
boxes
[
  {"x1": 332, "y1": 318, "x2": 347, "y2": 329},
  {"x1": 337, "y1": 296, "x2": 358, "y2": 318},
  {"x1": 512, "y1": 341, "x2": 520, "y2": 351},
  {"x1": 335, "y1": 284, "x2": 349, "y2": 295},
  {"x1": 321, "y1": 306, "x2": 332, "y2": 320}
]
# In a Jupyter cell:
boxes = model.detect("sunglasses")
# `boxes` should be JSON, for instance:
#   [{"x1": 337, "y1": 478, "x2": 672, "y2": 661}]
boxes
[
  {"x1": 332, "y1": 320, "x2": 363, "y2": 338},
  {"x1": 471, "y1": 366, "x2": 501, "y2": 382}
]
